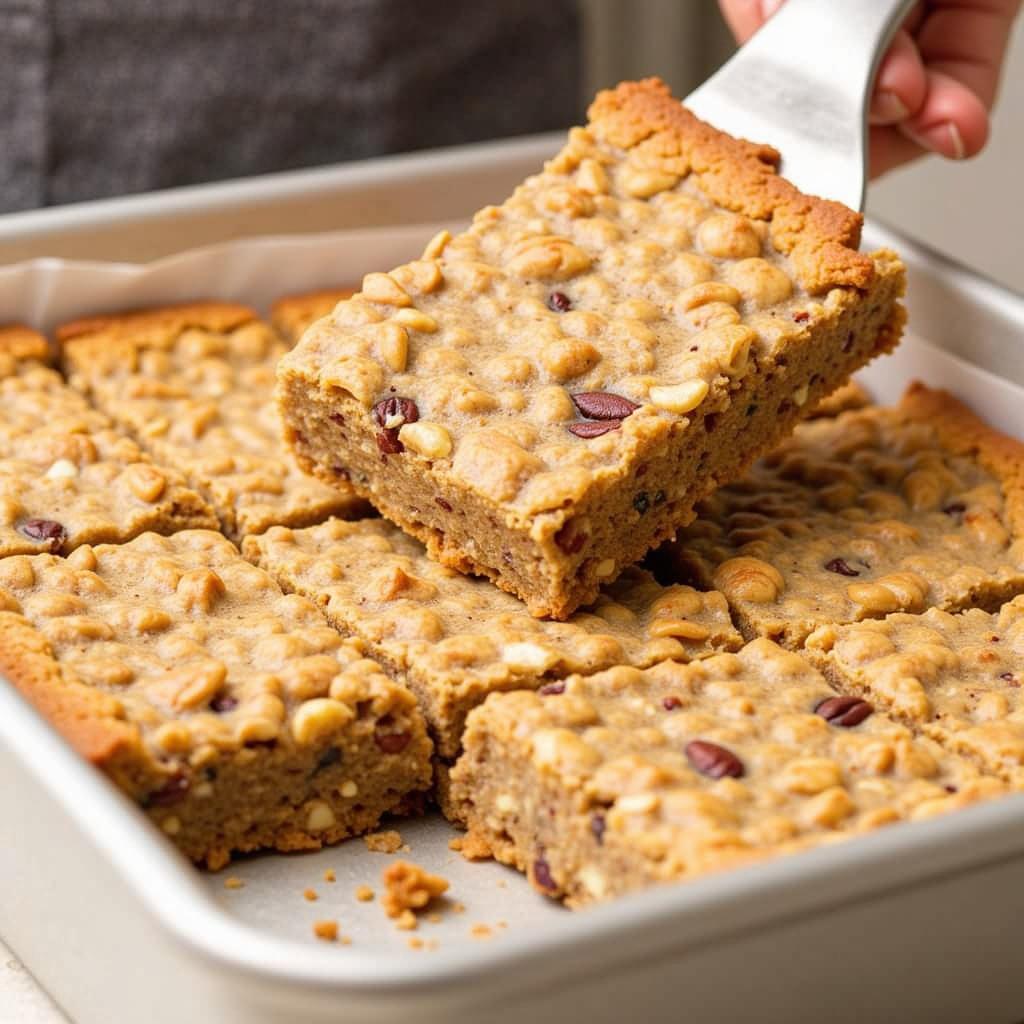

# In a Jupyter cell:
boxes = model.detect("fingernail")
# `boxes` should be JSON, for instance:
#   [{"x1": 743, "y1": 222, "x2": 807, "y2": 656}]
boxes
[
  {"x1": 904, "y1": 121, "x2": 966, "y2": 159},
  {"x1": 870, "y1": 90, "x2": 909, "y2": 125},
  {"x1": 946, "y1": 122, "x2": 966, "y2": 159},
  {"x1": 760, "y1": 0, "x2": 784, "y2": 17}
]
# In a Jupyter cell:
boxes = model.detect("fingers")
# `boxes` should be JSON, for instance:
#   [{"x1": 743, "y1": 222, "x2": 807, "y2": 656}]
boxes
[
  {"x1": 869, "y1": 29, "x2": 928, "y2": 124},
  {"x1": 899, "y1": 67, "x2": 990, "y2": 159},
  {"x1": 716, "y1": 0, "x2": 1014, "y2": 175},
  {"x1": 717, "y1": 0, "x2": 770, "y2": 45},
  {"x1": 916, "y1": 3, "x2": 1020, "y2": 108}
]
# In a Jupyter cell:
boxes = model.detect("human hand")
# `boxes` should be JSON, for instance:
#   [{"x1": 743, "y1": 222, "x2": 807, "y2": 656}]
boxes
[{"x1": 717, "y1": 0, "x2": 1021, "y2": 176}]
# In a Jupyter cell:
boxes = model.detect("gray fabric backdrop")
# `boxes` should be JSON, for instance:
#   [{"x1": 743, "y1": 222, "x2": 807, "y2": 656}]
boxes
[{"x1": 0, "y1": 0, "x2": 581, "y2": 213}]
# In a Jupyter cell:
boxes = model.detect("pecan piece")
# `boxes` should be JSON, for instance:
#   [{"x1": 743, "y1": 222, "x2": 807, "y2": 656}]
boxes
[
  {"x1": 18, "y1": 518, "x2": 67, "y2": 552},
  {"x1": 567, "y1": 420, "x2": 621, "y2": 438},
  {"x1": 571, "y1": 391, "x2": 640, "y2": 421},
  {"x1": 815, "y1": 695, "x2": 873, "y2": 727},
  {"x1": 685, "y1": 740, "x2": 744, "y2": 779},
  {"x1": 824, "y1": 557, "x2": 860, "y2": 577},
  {"x1": 372, "y1": 397, "x2": 419, "y2": 455}
]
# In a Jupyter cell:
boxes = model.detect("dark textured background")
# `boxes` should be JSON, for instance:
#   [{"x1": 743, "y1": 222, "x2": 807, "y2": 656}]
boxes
[{"x1": 0, "y1": 0, "x2": 581, "y2": 212}]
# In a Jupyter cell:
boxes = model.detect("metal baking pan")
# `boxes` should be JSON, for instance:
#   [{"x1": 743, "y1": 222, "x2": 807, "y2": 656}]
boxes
[{"x1": 2, "y1": 136, "x2": 1024, "y2": 1024}]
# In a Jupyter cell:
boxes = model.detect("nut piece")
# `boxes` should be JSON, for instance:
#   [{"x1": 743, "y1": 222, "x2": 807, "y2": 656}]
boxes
[
  {"x1": 507, "y1": 236, "x2": 592, "y2": 281},
  {"x1": 306, "y1": 800, "x2": 337, "y2": 832},
  {"x1": 714, "y1": 557, "x2": 785, "y2": 603},
  {"x1": 45, "y1": 459, "x2": 78, "y2": 480},
  {"x1": 368, "y1": 322, "x2": 409, "y2": 372},
  {"x1": 123, "y1": 463, "x2": 168, "y2": 503},
  {"x1": 576, "y1": 158, "x2": 610, "y2": 194},
  {"x1": 621, "y1": 166, "x2": 679, "y2": 199},
  {"x1": 362, "y1": 272, "x2": 412, "y2": 307},
  {"x1": 393, "y1": 309, "x2": 439, "y2": 333},
  {"x1": 678, "y1": 282, "x2": 742, "y2": 312},
  {"x1": 291, "y1": 698, "x2": 355, "y2": 745},
  {"x1": 422, "y1": 229, "x2": 451, "y2": 260},
  {"x1": 398, "y1": 421, "x2": 453, "y2": 459},
  {"x1": 648, "y1": 379, "x2": 709, "y2": 414},
  {"x1": 697, "y1": 213, "x2": 761, "y2": 259}
]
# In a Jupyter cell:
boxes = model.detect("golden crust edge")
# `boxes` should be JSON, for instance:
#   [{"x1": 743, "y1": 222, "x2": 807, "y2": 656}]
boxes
[
  {"x1": 56, "y1": 300, "x2": 257, "y2": 348},
  {"x1": 0, "y1": 610, "x2": 149, "y2": 791},
  {"x1": 585, "y1": 77, "x2": 879, "y2": 293},
  {"x1": 0, "y1": 323, "x2": 52, "y2": 364}
]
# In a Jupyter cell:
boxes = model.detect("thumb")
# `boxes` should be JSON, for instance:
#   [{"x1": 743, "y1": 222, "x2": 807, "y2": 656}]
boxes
[{"x1": 718, "y1": 0, "x2": 785, "y2": 44}]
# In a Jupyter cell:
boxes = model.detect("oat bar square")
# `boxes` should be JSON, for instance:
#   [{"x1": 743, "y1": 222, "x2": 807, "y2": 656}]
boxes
[
  {"x1": 0, "y1": 530, "x2": 432, "y2": 868},
  {"x1": 448, "y1": 639, "x2": 1004, "y2": 906},
  {"x1": 59, "y1": 302, "x2": 367, "y2": 541},
  {"x1": 277, "y1": 78, "x2": 905, "y2": 619},
  {"x1": 0, "y1": 324, "x2": 217, "y2": 557},
  {"x1": 661, "y1": 383, "x2": 1024, "y2": 647},
  {"x1": 243, "y1": 517, "x2": 741, "y2": 759},
  {"x1": 806, "y1": 598, "x2": 1024, "y2": 785}
]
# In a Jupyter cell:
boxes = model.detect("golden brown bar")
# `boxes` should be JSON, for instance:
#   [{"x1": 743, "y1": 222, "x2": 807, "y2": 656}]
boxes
[
  {"x1": 0, "y1": 530, "x2": 432, "y2": 868},
  {"x1": 448, "y1": 639, "x2": 1004, "y2": 906},
  {"x1": 59, "y1": 302, "x2": 367, "y2": 540},
  {"x1": 278, "y1": 78, "x2": 905, "y2": 619}
]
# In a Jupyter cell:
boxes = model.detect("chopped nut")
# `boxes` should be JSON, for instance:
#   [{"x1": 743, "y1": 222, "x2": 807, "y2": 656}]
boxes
[
  {"x1": 648, "y1": 379, "x2": 709, "y2": 414},
  {"x1": 393, "y1": 308, "x2": 439, "y2": 333},
  {"x1": 398, "y1": 421, "x2": 453, "y2": 459},
  {"x1": 362, "y1": 272, "x2": 412, "y2": 307}
]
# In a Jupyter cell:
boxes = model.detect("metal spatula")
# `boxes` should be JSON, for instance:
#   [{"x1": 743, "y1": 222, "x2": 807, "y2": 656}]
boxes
[{"x1": 686, "y1": 0, "x2": 917, "y2": 211}]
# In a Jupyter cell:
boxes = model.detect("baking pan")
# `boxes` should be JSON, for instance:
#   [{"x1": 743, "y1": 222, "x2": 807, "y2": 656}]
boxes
[{"x1": 2, "y1": 136, "x2": 1024, "y2": 1024}]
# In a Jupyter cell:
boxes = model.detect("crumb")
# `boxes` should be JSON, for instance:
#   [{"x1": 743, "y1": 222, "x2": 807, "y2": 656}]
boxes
[
  {"x1": 381, "y1": 860, "x2": 450, "y2": 920},
  {"x1": 426, "y1": 912, "x2": 442, "y2": 925},
  {"x1": 497, "y1": 880, "x2": 508, "y2": 889},
  {"x1": 313, "y1": 920, "x2": 338, "y2": 942},
  {"x1": 396, "y1": 909, "x2": 418, "y2": 931},
  {"x1": 497, "y1": 920, "x2": 508, "y2": 929},
  {"x1": 426, "y1": 939, "x2": 440, "y2": 951},
  {"x1": 447, "y1": 837, "x2": 463, "y2": 851},
  {"x1": 323, "y1": 869, "x2": 336, "y2": 883},
  {"x1": 355, "y1": 885, "x2": 375, "y2": 902},
  {"x1": 303, "y1": 888, "x2": 318, "y2": 902},
  {"x1": 470, "y1": 924, "x2": 493, "y2": 940},
  {"x1": 340, "y1": 935, "x2": 352, "y2": 946},
  {"x1": 364, "y1": 829, "x2": 403, "y2": 854},
  {"x1": 407, "y1": 936, "x2": 425, "y2": 950},
  {"x1": 223, "y1": 876, "x2": 245, "y2": 890},
  {"x1": 452, "y1": 902, "x2": 466, "y2": 914},
  {"x1": 457, "y1": 831, "x2": 493, "y2": 861},
  {"x1": 400, "y1": 844, "x2": 411, "y2": 854}
]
